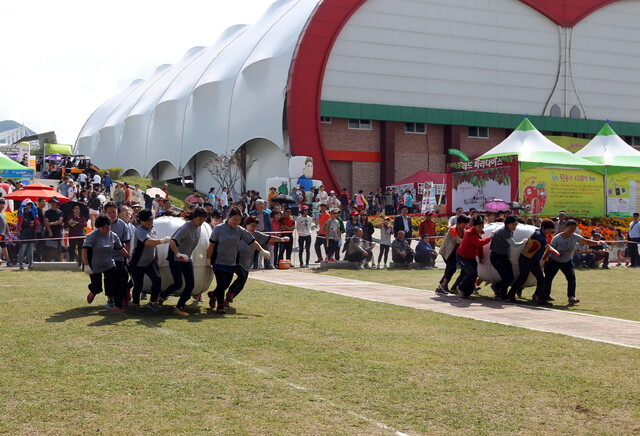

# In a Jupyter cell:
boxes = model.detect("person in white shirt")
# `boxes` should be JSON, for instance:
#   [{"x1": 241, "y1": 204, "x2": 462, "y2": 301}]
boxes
[
  {"x1": 326, "y1": 190, "x2": 341, "y2": 209},
  {"x1": 295, "y1": 205, "x2": 314, "y2": 267},
  {"x1": 317, "y1": 185, "x2": 329, "y2": 205},
  {"x1": 93, "y1": 173, "x2": 102, "y2": 191},
  {"x1": 448, "y1": 207, "x2": 464, "y2": 227},
  {"x1": 219, "y1": 187, "x2": 229, "y2": 216},
  {"x1": 77, "y1": 172, "x2": 88, "y2": 189},
  {"x1": 628, "y1": 212, "x2": 640, "y2": 267}
]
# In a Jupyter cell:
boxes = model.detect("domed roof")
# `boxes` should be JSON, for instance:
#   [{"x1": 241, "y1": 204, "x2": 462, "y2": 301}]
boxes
[{"x1": 75, "y1": 0, "x2": 320, "y2": 176}]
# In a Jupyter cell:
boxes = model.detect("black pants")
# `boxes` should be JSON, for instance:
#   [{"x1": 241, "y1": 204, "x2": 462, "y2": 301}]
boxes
[
  {"x1": 68, "y1": 237, "x2": 84, "y2": 264},
  {"x1": 490, "y1": 252, "x2": 513, "y2": 297},
  {"x1": 629, "y1": 237, "x2": 640, "y2": 266},
  {"x1": 160, "y1": 260, "x2": 195, "y2": 309},
  {"x1": 298, "y1": 235, "x2": 311, "y2": 266},
  {"x1": 272, "y1": 242, "x2": 281, "y2": 266},
  {"x1": 415, "y1": 251, "x2": 437, "y2": 267},
  {"x1": 377, "y1": 244, "x2": 390, "y2": 265},
  {"x1": 228, "y1": 266, "x2": 249, "y2": 298},
  {"x1": 130, "y1": 263, "x2": 162, "y2": 304},
  {"x1": 544, "y1": 259, "x2": 576, "y2": 299},
  {"x1": 314, "y1": 235, "x2": 326, "y2": 261},
  {"x1": 212, "y1": 268, "x2": 235, "y2": 305},
  {"x1": 392, "y1": 251, "x2": 414, "y2": 265},
  {"x1": 88, "y1": 267, "x2": 121, "y2": 308},
  {"x1": 326, "y1": 239, "x2": 339, "y2": 259},
  {"x1": 510, "y1": 255, "x2": 545, "y2": 299},
  {"x1": 279, "y1": 239, "x2": 293, "y2": 263},
  {"x1": 456, "y1": 254, "x2": 478, "y2": 297},
  {"x1": 114, "y1": 260, "x2": 129, "y2": 300},
  {"x1": 439, "y1": 248, "x2": 458, "y2": 284},
  {"x1": 252, "y1": 240, "x2": 271, "y2": 269},
  {"x1": 347, "y1": 249, "x2": 372, "y2": 263}
]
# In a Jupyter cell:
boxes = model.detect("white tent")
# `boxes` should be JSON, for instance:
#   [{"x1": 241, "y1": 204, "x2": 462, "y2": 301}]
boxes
[{"x1": 576, "y1": 123, "x2": 640, "y2": 173}]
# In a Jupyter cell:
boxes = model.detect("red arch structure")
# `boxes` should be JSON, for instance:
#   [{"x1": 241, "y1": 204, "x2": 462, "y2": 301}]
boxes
[{"x1": 286, "y1": 0, "x2": 619, "y2": 191}]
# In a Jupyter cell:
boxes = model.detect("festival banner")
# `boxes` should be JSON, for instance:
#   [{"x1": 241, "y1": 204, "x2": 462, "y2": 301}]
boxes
[
  {"x1": 519, "y1": 168, "x2": 604, "y2": 216},
  {"x1": 606, "y1": 172, "x2": 640, "y2": 217},
  {"x1": 448, "y1": 156, "x2": 519, "y2": 213}
]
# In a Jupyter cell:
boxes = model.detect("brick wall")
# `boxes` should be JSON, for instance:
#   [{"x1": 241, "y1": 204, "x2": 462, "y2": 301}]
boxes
[
  {"x1": 458, "y1": 127, "x2": 506, "y2": 159},
  {"x1": 322, "y1": 118, "x2": 380, "y2": 152},
  {"x1": 330, "y1": 160, "x2": 353, "y2": 192}
]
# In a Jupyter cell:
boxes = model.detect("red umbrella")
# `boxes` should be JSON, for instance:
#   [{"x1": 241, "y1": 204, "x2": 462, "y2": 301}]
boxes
[
  {"x1": 22, "y1": 182, "x2": 55, "y2": 190},
  {"x1": 3, "y1": 188, "x2": 70, "y2": 203}
]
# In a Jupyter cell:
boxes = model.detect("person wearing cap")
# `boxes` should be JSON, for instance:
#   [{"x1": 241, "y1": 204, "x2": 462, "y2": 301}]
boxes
[
  {"x1": 323, "y1": 208, "x2": 342, "y2": 262},
  {"x1": 82, "y1": 214, "x2": 130, "y2": 313},
  {"x1": 327, "y1": 190, "x2": 340, "y2": 209},
  {"x1": 295, "y1": 205, "x2": 313, "y2": 267},
  {"x1": 17, "y1": 199, "x2": 40, "y2": 270},
  {"x1": 44, "y1": 197, "x2": 64, "y2": 261},
  {"x1": 418, "y1": 212, "x2": 437, "y2": 244},
  {"x1": 129, "y1": 209, "x2": 172, "y2": 312}
]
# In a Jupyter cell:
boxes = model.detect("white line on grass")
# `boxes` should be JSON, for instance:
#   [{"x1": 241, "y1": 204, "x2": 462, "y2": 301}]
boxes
[{"x1": 141, "y1": 319, "x2": 412, "y2": 436}]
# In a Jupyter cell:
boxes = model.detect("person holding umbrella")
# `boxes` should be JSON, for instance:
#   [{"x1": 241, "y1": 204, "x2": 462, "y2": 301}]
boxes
[
  {"x1": 17, "y1": 199, "x2": 40, "y2": 270},
  {"x1": 65, "y1": 204, "x2": 87, "y2": 266}
]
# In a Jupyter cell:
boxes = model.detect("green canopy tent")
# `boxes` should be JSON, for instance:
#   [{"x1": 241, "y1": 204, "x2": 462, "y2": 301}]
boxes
[
  {"x1": 576, "y1": 123, "x2": 640, "y2": 216},
  {"x1": 475, "y1": 118, "x2": 605, "y2": 216},
  {"x1": 0, "y1": 152, "x2": 35, "y2": 179}
]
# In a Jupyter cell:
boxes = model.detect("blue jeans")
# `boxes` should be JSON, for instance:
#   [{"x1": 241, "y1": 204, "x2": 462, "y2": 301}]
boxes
[
  {"x1": 18, "y1": 241, "x2": 35, "y2": 267},
  {"x1": 456, "y1": 253, "x2": 478, "y2": 297}
]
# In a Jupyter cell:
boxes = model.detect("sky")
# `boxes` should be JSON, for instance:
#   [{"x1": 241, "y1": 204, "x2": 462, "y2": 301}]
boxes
[{"x1": 0, "y1": 0, "x2": 274, "y2": 145}]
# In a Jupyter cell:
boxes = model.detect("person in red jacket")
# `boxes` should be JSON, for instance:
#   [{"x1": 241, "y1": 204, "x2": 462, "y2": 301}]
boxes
[
  {"x1": 418, "y1": 211, "x2": 436, "y2": 244},
  {"x1": 455, "y1": 215, "x2": 492, "y2": 298}
]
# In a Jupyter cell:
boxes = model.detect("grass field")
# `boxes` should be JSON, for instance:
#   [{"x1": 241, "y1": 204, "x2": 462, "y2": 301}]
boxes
[
  {"x1": 311, "y1": 266, "x2": 640, "y2": 322},
  {"x1": 0, "y1": 269, "x2": 639, "y2": 435}
]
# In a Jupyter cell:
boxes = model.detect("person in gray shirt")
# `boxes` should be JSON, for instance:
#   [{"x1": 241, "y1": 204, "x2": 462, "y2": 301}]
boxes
[
  {"x1": 104, "y1": 202, "x2": 132, "y2": 308},
  {"x1": 156, "y1": 207, "x2": 208, "y2": 316},
  {"x1": 489, "y1": 216, "x2": 526, "y2": 300},
  {"x1": 206, "y1": 207, "x2": 270, "y2": 314},
  {"x1": 129, "y1": 209, "x2": 171, "y2": 311},
  {"x1": 82, "y1": 214, "x2": 130, "y2": 312},
  {"x1": 544, "y1": 220, "x2": 604, "y2": 305},
  {"x1": 225, "y1": 215, "x2": 290, "y2": 307}
]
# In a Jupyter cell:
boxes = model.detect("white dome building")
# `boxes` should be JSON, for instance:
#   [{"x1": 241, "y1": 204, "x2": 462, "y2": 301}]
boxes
[{"x1": 76, "y1": 0, "x2": 640, "y2": 195}]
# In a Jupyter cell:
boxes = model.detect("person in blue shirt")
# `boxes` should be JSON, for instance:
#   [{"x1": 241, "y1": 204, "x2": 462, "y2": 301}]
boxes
[
  {"x1": 103, "y1": 172, "x2": 112, "y2": 195},
  {"x1": 415, "y1": 234, "x2": 437, "y2": 268}
]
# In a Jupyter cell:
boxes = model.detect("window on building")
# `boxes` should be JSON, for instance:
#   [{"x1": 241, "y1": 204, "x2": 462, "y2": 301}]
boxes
[
  {"x1": 550, "y1": 104, "x2": 562, "y2": 117},
  {"x1": 320, "y1": 116, "x2": 332, "y2": 124},
  {"x1": 570, "y1": 105, "x2": 581, "y2": 119},
  {"x1": 572, "y1": 132, "x2": 593, "y2": 140},
  {"x1": 626, "y1": 136, "x2": 640, "y2": 147},
  {"x1": 348, "y1": 119, "x2": 372, "y2": 130},
  {"x1": 468, "y1": 126, "x2": 489, "y2": 138},
  {"x1": 405, "y1": 122, "x2": 426, "y2": 134}
]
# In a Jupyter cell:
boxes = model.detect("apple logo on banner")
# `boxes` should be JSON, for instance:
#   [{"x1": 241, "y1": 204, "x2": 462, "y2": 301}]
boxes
[{"x1": 519, "y1": 0, "x2": 621, "y2": 27}]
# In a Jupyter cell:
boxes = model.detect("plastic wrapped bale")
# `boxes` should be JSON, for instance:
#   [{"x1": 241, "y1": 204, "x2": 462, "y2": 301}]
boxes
[
  {"x1": 142, "y1": 216, "x2": 214, "y2": 296},
  {"x1": 476, "y1": 222, "x2": 538, "y2": 288}
]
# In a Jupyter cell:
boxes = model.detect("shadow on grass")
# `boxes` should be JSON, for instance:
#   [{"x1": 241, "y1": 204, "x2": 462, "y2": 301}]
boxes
[{"x1": 45, "y1": 302, "x2": 263, "y2": 327}]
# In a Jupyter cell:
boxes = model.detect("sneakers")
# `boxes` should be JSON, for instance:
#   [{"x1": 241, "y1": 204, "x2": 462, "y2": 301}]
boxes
[
  {"x1": 173, "y1": 308, "x2": 189, "y2": 317},
  {"x1": 216, "y1": 302, "x2": 226, "y2": 314},
  {"x1": 226, "y1": 293, "x2": 235, "y2": 304},
  {"x1": 111, "y1": 307, "x2": 126, "y2": 313},
  {"x1": 207, "y1": 291, "x2": 216, "y2": 309},
  {"x1": 435, "y1": 285, "x2": 448, "y2": 295},
  {"x1": 149, "y1": 301, "x2": 161, "y2": 312},
  {"x1": 157, "y1": 297, "x2": 166, "y2": 306},
  {"x1": 106, "y1": 299, "x2": 115, "y2": 309},
  {"x1": 131, "y1": 303, "x2": 141, "y2": 313},
  {"x1": 568, "y1": 297, "x2": 581, "y2": 306},
  {"x1": 192, "y1": 294, "x2": 203, "y2": 302},
  {"x1": 329, "y1": 258, "x2": 337, "y2": 262},
  {"x1": 87, "y1": 292, "x2": 96, "y2": 304}
]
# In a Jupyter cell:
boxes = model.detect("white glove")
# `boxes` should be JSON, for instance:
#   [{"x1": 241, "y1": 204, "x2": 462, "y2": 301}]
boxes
[
  {"x1": 260, "y1": 249, "x2": 271, "y2": 260},
  {"x1": 282, "y1": 236, "x2": 290, "y2": 243},
  {"x1": 84, "y1": 265, "x2": 93, "y2": 275},
  {"x1": 177, "y1": 253, "x2": 189, "y2": 262},
  {"x1": 161, "y1": 236, "x2": 172, "y2": 244}
]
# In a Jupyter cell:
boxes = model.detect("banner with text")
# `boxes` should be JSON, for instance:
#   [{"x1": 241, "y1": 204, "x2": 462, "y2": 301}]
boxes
[
  {"x1": 606, "y1": 172, "x2": 640, "y2": 217},
  {"x1": 448, "y1": 156, "x2": 519, "y2": 213},
  {"x1": 519, "y1": 168, "x2": 604, "y2": 216}
]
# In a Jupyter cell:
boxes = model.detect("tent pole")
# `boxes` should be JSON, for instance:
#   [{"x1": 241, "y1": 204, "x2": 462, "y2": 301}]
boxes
[{"x1": 604, "y1": 167, "x2": 609, "y2": 217}]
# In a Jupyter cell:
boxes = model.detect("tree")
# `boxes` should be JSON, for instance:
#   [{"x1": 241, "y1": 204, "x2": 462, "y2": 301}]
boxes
[{"x1": 201, "y1": 149, "x2": 255, "y2": 199}]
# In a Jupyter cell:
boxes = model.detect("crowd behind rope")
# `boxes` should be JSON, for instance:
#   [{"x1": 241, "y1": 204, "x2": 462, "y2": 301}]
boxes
[{"x1": 1, "y1": 172, "x2": 637, "y2": 313}]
